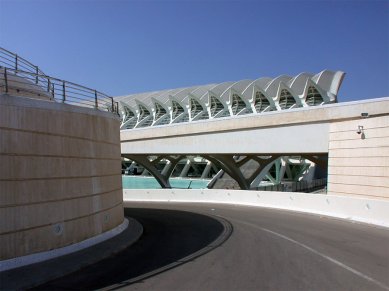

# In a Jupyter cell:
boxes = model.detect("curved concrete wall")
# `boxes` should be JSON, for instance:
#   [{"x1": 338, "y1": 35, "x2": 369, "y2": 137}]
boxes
[
  {"x1": 0, "y1": 94, "x2": 123, "y2": 260},
  {"x1": 123, "y1": 189, "x2": 389, "y2": 228}
]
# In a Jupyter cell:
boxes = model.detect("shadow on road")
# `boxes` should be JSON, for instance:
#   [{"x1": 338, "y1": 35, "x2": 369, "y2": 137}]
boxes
[{"x1": 33, "y1": 207, "x2": 232, "y2": 290}]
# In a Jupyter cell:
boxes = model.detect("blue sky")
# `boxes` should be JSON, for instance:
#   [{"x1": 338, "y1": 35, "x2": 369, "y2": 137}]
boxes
[{"x1": 0, "y1": 0, "x2": 388, "y2": 102}]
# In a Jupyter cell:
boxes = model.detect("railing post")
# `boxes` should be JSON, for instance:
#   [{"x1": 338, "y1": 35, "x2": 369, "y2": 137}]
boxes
[
  {"x1": 15, "y1": 55, "x2": 18, "y2": 70},
  {"x1": 94, "y1": 90, "x2": 98, "y2": 109},
  {"x1": 35, "y1": 66, "x2": 39, "y2": 84},
  {"x1": 4, "y1": 67, "x2": 8, "y2": 93},
  {"x1": 111, "y1": 97, "x2": 114, "y2": 113},
  {"x1": 62, "y1": 81, "x2": 66, "y2": 103},
  {"x1": 52, "y1": 83, "x2": 55, "y2": 99},
  {"x1": 47, "y1": 78, "x2": 51, "y2": 93}
]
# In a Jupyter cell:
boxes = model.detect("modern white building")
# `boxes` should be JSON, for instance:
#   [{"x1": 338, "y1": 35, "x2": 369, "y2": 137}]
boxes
[
  {"x1": 116, "y1": 70, "x2": 345, "y2": 130},
  {"x1": 116, "y1": 70, "x2": 345, "y2": 189}
]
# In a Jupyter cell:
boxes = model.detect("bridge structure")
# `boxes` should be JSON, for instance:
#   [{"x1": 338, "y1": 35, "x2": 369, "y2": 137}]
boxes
[
  {"x1": 118, "y1": 70, "x2": 348, "y2": 190},
  {"x1": 120, "y1": 95, "x2": 389, "y2": 194},
  {"x1": 121, "y1": 106, "x2": 326, "y2": 189},
  {"x1": 115, "y1": 67, "x2": 388, "y2": 216}
]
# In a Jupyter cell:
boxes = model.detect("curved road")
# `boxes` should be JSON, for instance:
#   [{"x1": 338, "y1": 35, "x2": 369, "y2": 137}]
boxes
[{"x1": 36, "y1": 202, "x2": 389, "y2": 290}]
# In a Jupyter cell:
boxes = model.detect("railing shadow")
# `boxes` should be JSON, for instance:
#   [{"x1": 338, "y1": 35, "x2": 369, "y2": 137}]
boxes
[{"x1": 33, "y1": 207, "x2": 232, "y2": 290}]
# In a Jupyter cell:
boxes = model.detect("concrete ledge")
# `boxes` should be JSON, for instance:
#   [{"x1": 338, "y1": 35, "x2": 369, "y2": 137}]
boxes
[
  {"x1": 124, "y1": 189, "x2": 389, "y2": 228},
  {"x1": 0, "y1": 218, "x2": 129, "y2": 272}
]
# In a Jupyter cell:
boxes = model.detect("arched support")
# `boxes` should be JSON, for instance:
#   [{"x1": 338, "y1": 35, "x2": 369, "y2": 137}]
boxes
[
  {"x1": 250, "y1": 159, "x2": 278, "y2": 188},
  {"x1": 204, "y1": 155, "x2": 250, "y2": 190},
  {"x1": 123, "y1": 154, "x2": 170, "y2": 188},
  {"x1": 205, "y1": 154, "x2": 280, "y2": 190},
  {"x1": 247, "y1": 156, "x2": 280, "y2": 186},
  {"x1": 162, "y1": 155, "x2": 185, "y2": 179},
  {"x1": 123, "y1": 154, "x2": 184, "y2": 189},
  {"x1": 125, "y1": 154, "x2": 315, "y2": 190}
]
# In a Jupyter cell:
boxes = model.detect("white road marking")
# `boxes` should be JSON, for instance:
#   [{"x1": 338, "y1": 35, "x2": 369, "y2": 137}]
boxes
[{"x1": 229, "y1": 217, "x2": 389, "y2": 291}]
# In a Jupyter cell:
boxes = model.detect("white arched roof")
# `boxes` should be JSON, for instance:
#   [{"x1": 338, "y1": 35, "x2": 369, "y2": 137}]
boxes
[{"x1": 116, "y1": 70, "x2": 345, "y2": 130}]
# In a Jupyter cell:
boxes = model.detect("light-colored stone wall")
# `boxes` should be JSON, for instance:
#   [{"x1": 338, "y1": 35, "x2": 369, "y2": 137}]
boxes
[
  {"x1": 0, "y1": 94, "x2": 123, "y2": 260},
  {"x1": 328, "y1": 115, "x2": 389, "y2": 199}
]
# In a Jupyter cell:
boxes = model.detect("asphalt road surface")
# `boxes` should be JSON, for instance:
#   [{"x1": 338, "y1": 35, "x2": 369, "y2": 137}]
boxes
[{"x1": 35, "y1": 202, "x2": 389, "y2": 291}]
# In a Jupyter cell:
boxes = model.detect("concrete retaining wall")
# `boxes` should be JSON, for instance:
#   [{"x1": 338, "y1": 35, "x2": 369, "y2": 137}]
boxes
[
  {"x1": 0, "y1": 94, "x2": 124, "y2": 260},
  {"x1": 123, "y1": 189, "x2": 389, "y2": 228},
  {"x1": 328, "y1": 114, "x2": 389, "y2": 199}
]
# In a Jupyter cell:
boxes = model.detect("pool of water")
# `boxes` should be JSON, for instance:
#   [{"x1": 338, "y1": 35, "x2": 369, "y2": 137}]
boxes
[{"x1": 122, "y1": 175, "x2": 210, "y2": 189}]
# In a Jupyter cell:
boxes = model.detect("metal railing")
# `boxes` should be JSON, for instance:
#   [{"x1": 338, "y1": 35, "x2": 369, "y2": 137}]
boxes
[
  {"x1": 0, "y1": 47, "x2": 119, "y2": 115},
  {"x1": 0, "y1": 47, "x2": 47, "y2": 80}
]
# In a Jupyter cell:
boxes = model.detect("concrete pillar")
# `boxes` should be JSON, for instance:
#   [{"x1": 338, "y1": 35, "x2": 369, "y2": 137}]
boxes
[
  {"x1": 161, "y1": 160, "x2": 172, "y2": 176},
  {"x1": 300, "y1": 161, "x2": 315, "y2": 182},
  {"x1": 123, "y1": 155, "x2": 171, "y2": 188},
  {"x1": 179, "y1": 160, "x2": 191, "y2": 177},
  {"x1": 278, "y1": 157, "x2": 287, "y2": 184},
  {"x1": 201, "y1": 161, "x2": 212, "y2": 179}
]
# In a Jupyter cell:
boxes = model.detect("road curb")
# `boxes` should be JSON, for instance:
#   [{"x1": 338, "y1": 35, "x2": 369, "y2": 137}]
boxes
[{"x1": 0, "y1": 217, "x2": 143, "y2": 290}]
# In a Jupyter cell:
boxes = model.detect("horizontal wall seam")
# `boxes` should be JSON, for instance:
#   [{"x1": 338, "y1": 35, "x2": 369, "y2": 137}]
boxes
[
  {"x1": 327, "y1": 191, "x2": 388, "y2": 199},
  {"x1": 329, "y1": 136, "x2": 389, "y2": 142},
  {"x1": 329, "y1": 125, "x2": 389, "y2": 134},
  {"x1": 328, "y1": 174, "x2": 388, "y2": 178},
  {"x1": 0, "y1": 126, "x2": 120, "y2": 147},
  {"x1": 329, "y1": 147, "x2": 389, "y2": 150},
  {"x1": 329, "y1": 157, "x2": 389, "y2": 160},
  {"x1": 328, "y1": 156, "x2": 386, "y2": 160},
  {"x1": 0, "y1": 153, "x2": 121, "y2": 161},
  {"x1": 329, "y1": 146, "x2": 389, "y2": 150},
  {"x1": 328, "y1": 165, "x2": 388, "y2": 168},
  {"x1": 328, "y1": 165, "x2": 387, "y2": 168},
  {"x1": 0, "y1": 173, "x2": 121, "y2": 182},
  {"x1": 0, "y1": 201, "x2": 123, "y2": 236},
  {"x1": 328, "y1": 182, "x2": 389, "y2": 188},
  {"x1": 0, "y1": 187, "x2": 123, "y2": 209},
  {"x1": 329, "y1": 156, "x2": 389, "y2": 159}
]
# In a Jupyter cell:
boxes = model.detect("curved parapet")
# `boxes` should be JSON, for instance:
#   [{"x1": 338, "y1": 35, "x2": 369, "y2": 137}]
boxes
[{"x1": 116, "y1": 70, "x2": 344, "y2": 129}]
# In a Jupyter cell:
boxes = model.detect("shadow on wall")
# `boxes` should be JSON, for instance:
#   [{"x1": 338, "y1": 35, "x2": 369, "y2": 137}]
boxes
[{"x1": 33, "y1": 208, "x2": 232, "y2": 290}]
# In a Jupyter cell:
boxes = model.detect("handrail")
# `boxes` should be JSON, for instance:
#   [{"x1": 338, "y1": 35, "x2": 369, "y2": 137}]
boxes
[
  {"x1": 0, "y1": 47, "x2": 46, "y2": 80},
  {"x1": 0, "y1": 66, "x2": 119, "y2": 115},
  {"x1": 0, "y1": 47, "x2": 119, "y2": 115}
]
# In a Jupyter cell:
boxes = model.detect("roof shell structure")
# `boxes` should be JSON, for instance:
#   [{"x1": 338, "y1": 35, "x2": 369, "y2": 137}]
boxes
[{"x1": 115, "y1": 70, "x2": 345, "y2": 130}]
